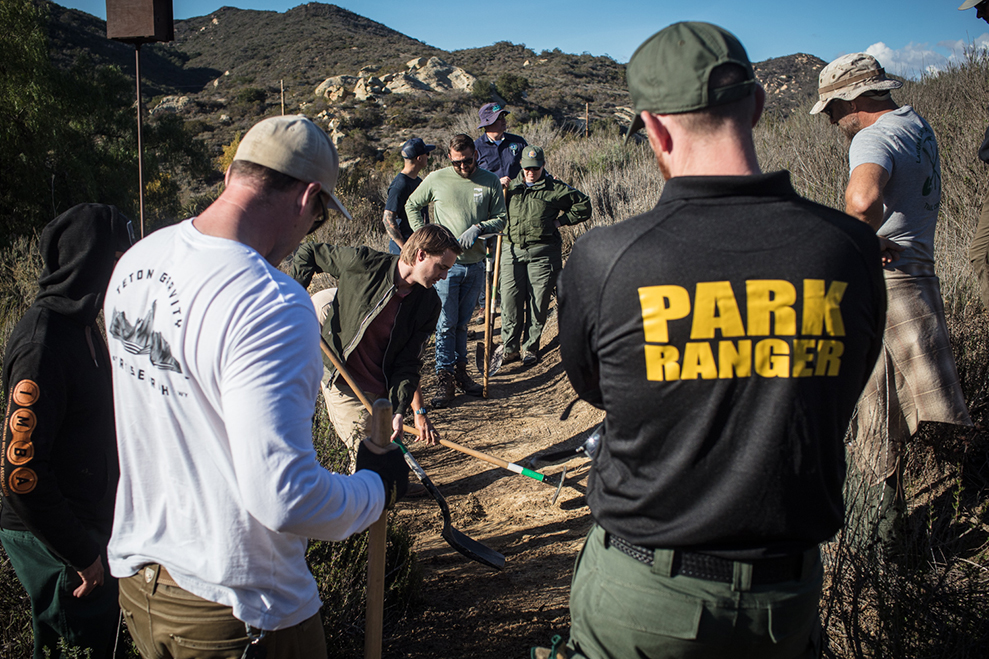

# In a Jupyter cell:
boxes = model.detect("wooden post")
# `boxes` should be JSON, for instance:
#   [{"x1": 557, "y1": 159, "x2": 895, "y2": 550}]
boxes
[
  {"x1": 585, "y1": 102, "x2": 589, "y2": 138},
  {"x1": 364, "y1": 398, "x2": 392, "y2": 659},
  {"x1": 281, "y1": 79, "x2": 285, "y2": 115}
]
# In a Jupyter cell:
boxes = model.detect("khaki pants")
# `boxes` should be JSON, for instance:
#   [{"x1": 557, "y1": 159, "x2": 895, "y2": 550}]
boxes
[
  {"x1": 322, "y1": 378, "x2": 384, "y2": 472},
  {"x1": 311, "y1": 287, "x2": 384, "y2": 472},
  {"x1": 119, "y1": 564, "x2": 326, "y2": 659},
  {"x1": 970, "y1": 190, "x2": 989, "y2": 310}
]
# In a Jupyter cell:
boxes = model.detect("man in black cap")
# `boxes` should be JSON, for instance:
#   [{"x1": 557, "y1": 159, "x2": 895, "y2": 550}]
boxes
[
  {"x1": 383, "y1": 137, "x2": 435, "y2": 254},
  {"x1": 539, "y1": 22, "x2": 886, "y2": 659},
  {"x1": 1, "y1": 203, "x2": 133, "y2": 659},
  {"x1": 474, "y1": 102, "x2": 528, "y2": 188}
]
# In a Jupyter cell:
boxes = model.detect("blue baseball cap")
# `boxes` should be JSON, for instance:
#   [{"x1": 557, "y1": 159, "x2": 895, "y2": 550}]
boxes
[{"x1": 400, "y1": 137, "x2": 436, "y2": 159}]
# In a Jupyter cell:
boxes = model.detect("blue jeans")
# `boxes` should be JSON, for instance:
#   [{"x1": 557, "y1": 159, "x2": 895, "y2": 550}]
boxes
[{"x1": 433, "y1": 261, "x2": 484, "y2": 372}]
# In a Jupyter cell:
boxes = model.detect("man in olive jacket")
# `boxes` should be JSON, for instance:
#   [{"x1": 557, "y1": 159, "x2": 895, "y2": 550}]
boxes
[
  {"x1": 291, "y1": 225, "x2": 461, "y2": 460},
  {"x1": 501, "y1": 146, "x2": 591, "y2": 365}
]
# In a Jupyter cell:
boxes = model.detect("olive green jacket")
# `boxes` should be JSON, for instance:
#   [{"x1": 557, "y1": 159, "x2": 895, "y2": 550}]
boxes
[
  {"x1": 291, "y1": 243, "x2": 440, "y2": 413},
  {"x1": 504, "y1": 172, "x2": 591, "y2": 250}
]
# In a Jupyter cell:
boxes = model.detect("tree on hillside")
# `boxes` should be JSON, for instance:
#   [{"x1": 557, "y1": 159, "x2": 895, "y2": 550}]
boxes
[
  {"x1": 495, "y1": 73, "x2": 530, "y2": 103},
  {"x1": 0, "y1": 0, "x2": 211, "y2": 246}
]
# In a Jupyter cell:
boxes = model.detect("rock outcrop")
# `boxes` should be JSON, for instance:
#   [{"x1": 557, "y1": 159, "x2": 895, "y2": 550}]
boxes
[
  {"x1": 151, "y1": 95, "x2": 192, "y2": 115},
  {"x1": 314, "y1": 56, "x2": 476, "y2": 103}
]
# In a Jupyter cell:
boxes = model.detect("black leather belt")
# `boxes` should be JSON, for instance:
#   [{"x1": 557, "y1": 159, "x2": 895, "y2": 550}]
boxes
[{"x1": 605, "y1": 533, "x2": 805, "y2": 585}]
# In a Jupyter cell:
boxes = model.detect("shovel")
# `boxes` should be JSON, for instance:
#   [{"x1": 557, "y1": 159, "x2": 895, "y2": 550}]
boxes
[
  {"x1": 320, "y1": 339, "x2": 565, "y2": 504},
  {"x1": 364, "y1": 398, "x2": 392, "y2": 659},
  {"x1": 320, "y1": 338, "x2": 505, "y2": 570}
]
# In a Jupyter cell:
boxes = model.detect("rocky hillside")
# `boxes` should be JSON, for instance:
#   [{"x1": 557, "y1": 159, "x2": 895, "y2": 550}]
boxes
[{"x1": 44, "y1": 1, "x2": 825, "y2": 165}]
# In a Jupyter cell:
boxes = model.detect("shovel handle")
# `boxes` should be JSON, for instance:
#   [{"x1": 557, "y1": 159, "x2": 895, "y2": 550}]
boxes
[
  {"x1": 320, "y1": 338, "x2": 551, "y2": 484},
  {"x1": 364, "y1": 398, "x2": 391, "y2": 659}
]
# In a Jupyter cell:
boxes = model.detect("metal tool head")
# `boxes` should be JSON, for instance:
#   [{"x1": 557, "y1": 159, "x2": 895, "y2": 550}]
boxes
[
  {"x1": 400, "y1": 446, "x2": 505, "y2": 570},
  {"x1": 584, "y1": 423, "x2": 603, "y2": 461},
  {"x1": 550, "y1": 466, "x2": 568, "y2": 506}
]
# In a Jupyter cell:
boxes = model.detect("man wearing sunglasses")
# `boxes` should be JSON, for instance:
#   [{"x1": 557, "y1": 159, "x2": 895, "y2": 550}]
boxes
[
  {"x1": 474, "y1": 102, "x2": 528, "y2": 188},
  {"x1": 406, "y1": 134, "x2": 507, "y2": 407},
  {"x1": 103, "y1": 115, "x2": 409, "y2": 657}
]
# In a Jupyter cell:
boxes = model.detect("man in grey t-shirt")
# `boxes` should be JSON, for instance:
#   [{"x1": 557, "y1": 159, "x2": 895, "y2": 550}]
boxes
[{"x1": 811, "y1": 53, "x2": 970, "y2": 548}]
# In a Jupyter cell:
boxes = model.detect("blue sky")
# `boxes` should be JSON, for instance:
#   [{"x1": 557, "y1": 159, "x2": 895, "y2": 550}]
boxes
[{"x1": 62, "y1": 1, "x2": 989, "y2": 77}]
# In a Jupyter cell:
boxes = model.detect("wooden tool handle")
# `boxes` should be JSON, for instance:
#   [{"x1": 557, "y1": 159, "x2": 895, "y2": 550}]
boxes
[{"x1": 364, "y1": 398, "x2": 392, "y2": 659}]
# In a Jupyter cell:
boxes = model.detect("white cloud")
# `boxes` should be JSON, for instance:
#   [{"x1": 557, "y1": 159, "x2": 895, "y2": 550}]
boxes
[
  {"x1": 865, "y1": 33, "x2": 989, "y2": 79},
  {"x1": 865, "y1": 41, "x2": 948, "y2": 78}
]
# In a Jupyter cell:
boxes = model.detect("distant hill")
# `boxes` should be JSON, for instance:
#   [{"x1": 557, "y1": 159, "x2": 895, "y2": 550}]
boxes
[{"x1": 43, "y1": 1, "x2": 825, "y2": 163}]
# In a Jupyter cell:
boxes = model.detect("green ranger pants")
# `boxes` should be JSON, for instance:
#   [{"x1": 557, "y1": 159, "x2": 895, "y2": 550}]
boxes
[
  {"x1": 969, "y1": 189, "x2": 989, "y2": 310},
  {"x1": 499, "y1": 242, "x2": 561, "y2": 355},
  {"x1": 0, "y1": 527, "x2": 119, "y2": 659},
  {"x1": 566, "y1": 525, "x2": 823, "y2": 659}
]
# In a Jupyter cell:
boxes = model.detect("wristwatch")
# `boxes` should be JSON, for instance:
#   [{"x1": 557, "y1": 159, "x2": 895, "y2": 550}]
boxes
[{"x1": 414, "y1": 407, "x2": 427, "y2": 416}]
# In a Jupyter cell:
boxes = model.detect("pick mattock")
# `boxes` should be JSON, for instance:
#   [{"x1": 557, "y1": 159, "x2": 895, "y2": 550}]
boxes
[
  {"x1": 487, "y1": 233, "x2": 504, "y2": 383},
  {"x1": 475, "y1": 235, "x2": 506, "y2": 388},
  {"x1": 320, "y1": 338, "x2": 505, "y2": 570},
  {"x1": 321, "y1": 339, "x2": 566, "y2": 505},
  {"x1": 364, "y1": 398, "x2": 391, "y2": 659}
]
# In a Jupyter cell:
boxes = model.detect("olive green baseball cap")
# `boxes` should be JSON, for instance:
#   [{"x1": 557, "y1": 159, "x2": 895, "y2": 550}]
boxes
[
  {"x1": 234, "y1": 115, "x2": 352, "y2": 220},
  {"x1": 520, "y1": 145, "x2": 545, "y2": 168},
  {"x1": 626, "y1": 22, "x2": 755, "y2": 139}
]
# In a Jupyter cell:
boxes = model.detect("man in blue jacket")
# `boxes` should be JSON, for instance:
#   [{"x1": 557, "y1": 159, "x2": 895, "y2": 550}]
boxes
[{"x1": 474, "y1": 102, "x2": 527, "y2": 187}]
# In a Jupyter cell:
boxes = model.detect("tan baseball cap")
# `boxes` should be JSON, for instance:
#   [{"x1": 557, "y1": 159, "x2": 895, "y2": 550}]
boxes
[
  {"x1": 234, "y1": 115, "x2": 352, "y2": 220},
  {"x1": 959, "y1": 0, "x2": 985, "y2": 10},
  {"x1": 809, "y1": 53, "x2": 902, "y2": 115}
]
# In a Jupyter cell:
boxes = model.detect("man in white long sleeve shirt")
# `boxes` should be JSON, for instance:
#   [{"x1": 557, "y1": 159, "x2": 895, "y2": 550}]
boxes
[{"x1": 104, "y1": 115, "x2": 408, "y2": 658}]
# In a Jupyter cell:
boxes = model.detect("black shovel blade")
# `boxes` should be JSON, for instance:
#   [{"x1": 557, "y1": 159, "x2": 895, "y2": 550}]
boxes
[
  {"x1": 474, "y1": 341, "x2": 485, "y2": 375},
  {"x1": 401, "y1": 448, "x2": 505, "y2": 570}
]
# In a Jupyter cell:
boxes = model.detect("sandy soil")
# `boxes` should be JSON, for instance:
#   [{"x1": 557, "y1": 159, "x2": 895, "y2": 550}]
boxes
[{"x1": 384, "y1": 303, "x2": 602, "y2": 659}]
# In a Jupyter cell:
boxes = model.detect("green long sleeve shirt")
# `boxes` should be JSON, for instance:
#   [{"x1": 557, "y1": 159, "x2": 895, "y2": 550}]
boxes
[{"x1": 405, "y1": 167, "x2": 507, "y2": 264}]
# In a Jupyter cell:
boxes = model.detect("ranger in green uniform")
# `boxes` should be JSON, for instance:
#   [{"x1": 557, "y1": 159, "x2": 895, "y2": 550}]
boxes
[{"x1": 501, "y1": 146, "x2": 591, "y2": 365}]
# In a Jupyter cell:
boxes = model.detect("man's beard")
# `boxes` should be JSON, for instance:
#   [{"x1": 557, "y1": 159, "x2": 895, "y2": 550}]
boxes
[
  {"x1": 840, "y1": 115, "x2": 862, "y2": 142},
  {"x1": 456, "y1": 165, "x2": 475, "y2": 179}
]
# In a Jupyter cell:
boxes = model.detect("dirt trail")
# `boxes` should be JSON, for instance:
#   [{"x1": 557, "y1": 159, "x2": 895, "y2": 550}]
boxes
[{"x1": 386, "y1": 305, "x2": 602, "y2": 658}]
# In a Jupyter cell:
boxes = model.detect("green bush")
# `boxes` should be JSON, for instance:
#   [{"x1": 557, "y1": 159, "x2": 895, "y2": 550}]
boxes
[
  {"x1": 495, "y1": 73, "x2": 530, "y2": 103},
  {"x1": 235, "y1": 87, "x2": 266, "y2": 104},
  {"x1": 471, "y1": 79, "x2": 493, "y2": 102}
]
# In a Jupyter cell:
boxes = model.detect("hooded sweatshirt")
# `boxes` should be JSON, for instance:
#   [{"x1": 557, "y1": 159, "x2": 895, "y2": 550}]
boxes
[{"x1": 1, "y1": 203, "x2": 132, "y2": 570}]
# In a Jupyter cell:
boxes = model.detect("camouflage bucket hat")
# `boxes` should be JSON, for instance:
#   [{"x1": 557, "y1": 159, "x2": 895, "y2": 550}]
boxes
[{"x1": 810, "y1": 53, "x2": 902, "y2": 115}]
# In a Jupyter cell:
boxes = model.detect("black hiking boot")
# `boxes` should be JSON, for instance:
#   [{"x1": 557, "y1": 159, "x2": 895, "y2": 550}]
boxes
[
  {"x1": 431, "y1": 370, "x2": 456, "y2": 408},
  {"x1": 455, "y1": 361, "x2": 483, "y2": 397}
]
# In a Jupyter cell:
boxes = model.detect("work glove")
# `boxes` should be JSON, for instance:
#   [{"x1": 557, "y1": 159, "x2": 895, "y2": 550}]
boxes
[
  {"x1": 356, "y1": 441, "x2": 409, "y2": 509},
  {"x1": 458, "y1": 225, "x2": 482, "y2": 250}
]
